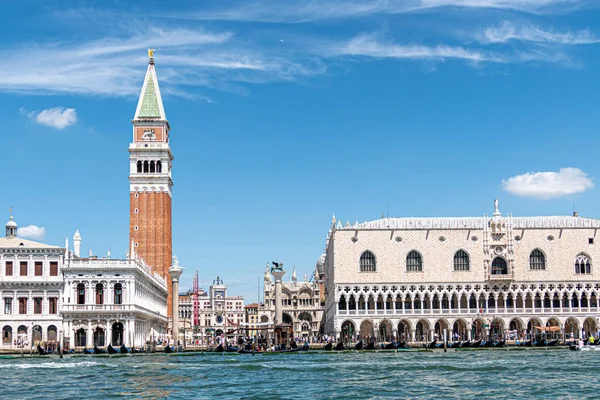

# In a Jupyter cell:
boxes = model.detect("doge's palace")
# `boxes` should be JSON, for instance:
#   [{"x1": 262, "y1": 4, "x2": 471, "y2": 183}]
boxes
[{"x1": 324, "y1": 200, "x2": 600, "y2": 342}]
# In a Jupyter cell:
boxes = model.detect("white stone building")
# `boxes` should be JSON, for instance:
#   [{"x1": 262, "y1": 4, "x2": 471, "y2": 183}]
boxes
[
  {"x1": 261, "y1": 265, "x2": 324, "y2": 340},
  {"x1": 324, "y1": 200, "x2": 600, "y2": 342},
  {"x1": 178, "y1": 276, "x2": 244, "y2": 344},
  {"x1": 61, "y1": 234, "x2": 168, "y2": 349},
  {"x1": 1, "y1": 216, "x2": 64, "y2": 349}
]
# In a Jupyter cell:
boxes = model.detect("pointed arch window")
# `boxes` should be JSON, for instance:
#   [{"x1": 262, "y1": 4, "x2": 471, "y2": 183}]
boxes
[
  {"x1": 359, "y1": 251, "x2": 376, "y2": 272},
  {"x1": 575, "y1": 254, "x2": 591, "y2": 274},
  {"x1": 453, "y1": 250, "x2": 470, "y2": 271},
  {"x1": 137, "y1": 161, "x2": 142, "y2": 173},
  {"x1": 491, "y1": 257, "x2": 508, "y2": 275},
  {"x1": 143, "y1": 160, "x2": 149, "y2": 173},
  {"x1": 150, "y1": 160, "x2": 156, "y2": 173},
  {"x1": 406, "y1": 251, "x2": 423, "y2": 272},
  {"x1": 157, "y1": 161, "x2": 162, "y2": 173},
  {"x1": 529, "y1": 249, "x2": 546, "y2": 270}
]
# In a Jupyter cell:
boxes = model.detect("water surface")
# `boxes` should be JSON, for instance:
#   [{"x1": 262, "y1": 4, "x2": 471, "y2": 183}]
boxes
[{"x1": 2, "y1": 350, "x2": 597, "y2": 399}]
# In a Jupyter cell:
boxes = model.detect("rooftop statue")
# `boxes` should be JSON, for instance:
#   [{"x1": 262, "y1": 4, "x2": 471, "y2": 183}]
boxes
[{"x1": 271, "y1": 261, "x2": 284, "y2": 273}]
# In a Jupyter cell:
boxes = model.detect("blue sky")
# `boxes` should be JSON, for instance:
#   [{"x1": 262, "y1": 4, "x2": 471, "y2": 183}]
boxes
[{"x1": 2, "y1": 0, "x2": 600, "y2": 301}]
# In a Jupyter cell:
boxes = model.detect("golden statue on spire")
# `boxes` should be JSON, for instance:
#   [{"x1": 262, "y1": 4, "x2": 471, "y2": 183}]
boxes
[{"x1": 148, "y1": 49, "x2": 155, "y2": 58}]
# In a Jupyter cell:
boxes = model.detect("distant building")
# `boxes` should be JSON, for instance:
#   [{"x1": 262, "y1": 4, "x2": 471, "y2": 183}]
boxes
[
  {"x1": 324, "y1": 200, "x2": 600, "y2": 342},
  {"x1": 244, "y1": 303, "x2": 259, "y2": 338},
  {"x1": 261, "y1": 265, "x2": 325, "y2": 341},
  {"x1": 178, "y1": 276, "x2": 244, "y2": 344},
  {"x1": 0, "y1": 216, "x2": 64, "y2": 349}
]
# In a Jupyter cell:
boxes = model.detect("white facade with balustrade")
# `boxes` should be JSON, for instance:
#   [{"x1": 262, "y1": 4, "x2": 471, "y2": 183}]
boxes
[
  {"x1": 61, "y1": 240, "x2": 168, "y2": 349},
  {"x1": 323, "y1": 200, "x2": 600, "y2": 343}
]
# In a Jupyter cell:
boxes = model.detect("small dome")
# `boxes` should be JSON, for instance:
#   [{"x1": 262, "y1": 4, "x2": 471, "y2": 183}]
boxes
[{"x1": 6, "y1": 217, "x2": 17, "y2": 227}]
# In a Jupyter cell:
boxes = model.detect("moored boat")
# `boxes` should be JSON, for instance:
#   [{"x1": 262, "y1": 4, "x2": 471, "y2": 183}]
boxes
[
  {"x1": 94, "y1": 346, "x2": 107, "y2": 354},
  {"x1": 427, "y1": 340, "x2": 436, "y2": 349},
  {"x1": 216, "y1": 344, "x2": 224, "y2": 352},
  {"x1": 37, "y1": 345, "x2": 47, "y2": 355},
  {"x1": 120, "y1": 345, "x2": 130, "y2": 354},
  {"x1": 470, "y1": 339, "x2": 482, "y2": 347},
  {"x1": 383, "y1": 341, "x2": 396, "y2": 350},
  {"x1": 334, "y1": 342, "x2": 345, "y2": 351},
  {"x1": 280, "y1": 343, "x2": 308, "y2": 353},
  {"x1": 354, "y1": 341, "x2": 363, "y2": 351},
  {"x1": 323, "y1": 342, "x2": 333, "y2": 351},
  {"x1": 107, "y1": 345, "x2": 119, "y2": 354},
  {"x1": 365, "y1": 342, "x2": 376, "y2": 350},
  {"x1": 493, "y1": 340, "x2": 506, "y2": 348},
  {"x1": 83, "y1": 348, "x2": 94, "y2": 354},
  {"x1": 164, "y1": 345, "x2": 174, "y2": 353}
]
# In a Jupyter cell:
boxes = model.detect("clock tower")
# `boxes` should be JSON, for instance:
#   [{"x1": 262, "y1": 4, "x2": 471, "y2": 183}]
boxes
[{"x1": 129, "y1": 50, "x2": 174, "y2": 315}]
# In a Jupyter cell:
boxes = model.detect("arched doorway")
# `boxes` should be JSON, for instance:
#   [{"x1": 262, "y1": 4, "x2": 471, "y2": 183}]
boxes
[
  {"x1": 545, "y1": 318, "x2": 560, "y2": 339},
  {"x1": 32, "y1": 325, "x2": 42, "y2": 344},
  {"x1": 341, "y1": 320, "x2": 356, "y2": 342},
  {"x1": 583, "y1": 317, "x2": 597, "y2": 338},
  {"x1": 2, "y1": 326, "x2": 12, "y2": 345},
  {"x1": 298, "y1": 312, "x2": 312, "y2": 339},
  {"x1": 434, "y1": 319, "x2": 448, "y2": 340},
  {"x1": 565, "y1": 317, "x2": 579, "y2": 339},
  {"x1": 397, "y1": 320, "x2": 411, "y2": 341},
  {"x1": 111, "y1": 322, "x2": 124, "y2": 346},
  {"x1": 452, "y1": 319, "x2": 468, "y2": 341},
  {"x1": 215, "y1": 329, "x2": 224, "y2": 336},
  {"x1": 415, "y1": 320, "x2": 429, "y2": 342},
  {"x1": 527, "y1": 317, "x2": 543, "y2": 341},
  {"x1": 508, "y1": 318, "x2": 523, "y2": 340},
  {"x1": 490, "y1": 318, "x2": 504, "y2": 339},
  {"x1": 75, "y1": 328, "x2": 86, "y2": 347},
  {"x1": 94, "y1": 327, "x2": 105, "y2": 347},
  {"x1": 282, "y1": 313, "x2": 293, "y2": 325},
  {"x1": 471, "y1": 318, "x2": 485, "y2": 340},
  {"x1": 260, "y1": 315, "x2": 268, "y2": 323},
  {"x1": 359, "y1": 320, "x2": 374, "y2": 340},
  {"x1": 47, "y1": 325, "x2": 57, "y2": 342},
  {"x1": 379, "y1": 320, "x2": 392, "y2": 341}
]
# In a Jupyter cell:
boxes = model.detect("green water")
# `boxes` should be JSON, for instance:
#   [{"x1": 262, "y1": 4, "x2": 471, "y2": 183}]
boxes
[{"x1": 1, "y1": 350, "x2": 597, "y2": 399}]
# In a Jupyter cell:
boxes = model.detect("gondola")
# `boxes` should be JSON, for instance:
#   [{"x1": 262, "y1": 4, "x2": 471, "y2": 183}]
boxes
[
  {"x1": 533, "y1": 340, "x2": 546, "y2": 347},
  {"x1": 460, "y1": 340, "x2": 471, "y2": 348},
  {"x1": 290, "y1": 341, "x2": 298, "y2": 349},
  {"x1": 280, "y1": 343, "x2": 309, "y2": 353},
  {"x1": 323, "y1": 342, "x2": 333, "y2": 351},
  {"x1": 354, "y1": 341, "x2": 363, "y2": 351},
  {"x1": 470, "y1": 339, "x2": 482, "y2": 347},
  {"x1": 94, "y1": 345, "x2": 107, "y2": 354},
  {"x1": 164, "y1": 345, "x2": 175, "y2": 353},
  {"x1": 545, "y1": 339, "x2": 558, "y2": 347},
  {"x1": 383, "y1": 341, "x2": 397, "y2": 350},
  {"x1": 397, "y1": 341, "x2": 410, "y2": 349},
  {"x1": 227, "y1": 345, "x2": 239, "y2": 352},
  {"x1": 493, "y1": 340, "x2": 506, "y2": 348},
  {"x1": 120, "y1": 344, "x2": 130, "y2": 354},
  {"x1": 37, "y1": 345, "x2": 47, "y2": 355},
  {"x1": 365, "y1": 342, "x2": 376, "y2": 350},
  {"x1": 334, "y1": 342, "x2": 345, "y2": 351},
  {"x1": 216, "y1": 344, "x2": 224, "y2": 352},
  {"x1": 237, "y1": 348, "x2": 264, "y2": 354},
  {"x1": 107, "y1": 344, "x2": 119, "y2": 354},
  {"x1": 448, "y1": 341, "x2": 461, "y2": 349},
  {"x1": 83, "y1": 348, "x2": 94, "y2": 354},
  {"x1": 520, "y1": 340, "x2": 532, "y2": 347},
  {"x1": 435, "y1": 342, "x2": 445, "y2": 349},
  {"x1": 427, "y1": 340, "x2": 436, "y2": 349},
  {"x1": 480, "y1": 340, "x2": 494, "y2": 348}
]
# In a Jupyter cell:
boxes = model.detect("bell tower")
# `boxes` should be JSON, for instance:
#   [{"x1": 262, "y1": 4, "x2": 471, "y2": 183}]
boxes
[{"x1": 129, "y1": 49, "x2": 174, "y2": 315}]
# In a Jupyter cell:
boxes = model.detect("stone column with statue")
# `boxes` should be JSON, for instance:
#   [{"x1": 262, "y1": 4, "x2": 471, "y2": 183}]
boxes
[{"x1": 169, "y1": 255, "x2": 184, "y2": 349}]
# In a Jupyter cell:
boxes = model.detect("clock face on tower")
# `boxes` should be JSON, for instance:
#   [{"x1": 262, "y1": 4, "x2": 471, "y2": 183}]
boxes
[{"x1": 216, "y1": 316, "x2": 224, "y2": 324}]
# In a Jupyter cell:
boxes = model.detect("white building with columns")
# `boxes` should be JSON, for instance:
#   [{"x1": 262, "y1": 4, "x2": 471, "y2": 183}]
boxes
[
  {"x1": 61, "y1": 234, "x2": 168, "y2": 349},
  {"x1": 1, "y1": 216, "x2": 64, "y2": 349},
  {"x1": 324, "y1": 200, "x2": 600, "y2": 343}
]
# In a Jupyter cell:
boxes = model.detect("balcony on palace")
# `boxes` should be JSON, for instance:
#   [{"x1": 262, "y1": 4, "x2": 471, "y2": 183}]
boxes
[{"x1": 337, "y1": 306, "x2": 600, "y2": 317}]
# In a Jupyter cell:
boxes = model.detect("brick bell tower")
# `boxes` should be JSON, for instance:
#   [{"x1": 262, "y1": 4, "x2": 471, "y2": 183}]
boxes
[{"x1": 129, "y1": 49, "x2": 174, "y2": 316}]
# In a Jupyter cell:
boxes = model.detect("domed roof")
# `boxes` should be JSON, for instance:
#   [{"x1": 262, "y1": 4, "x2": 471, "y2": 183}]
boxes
[
  {"x1": 6, "y1": 216, "x2": 17, "y2": 227},
  {"x1": 316, "y1": 253, "x2": 326, "y2": 274}
]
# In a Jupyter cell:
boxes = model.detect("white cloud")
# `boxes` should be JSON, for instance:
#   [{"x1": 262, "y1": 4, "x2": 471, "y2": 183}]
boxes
[
  {"x1": 329, "y1": 33, "x2": 505, "y2": 63},
  {"x1": 501, "y1": 167, "x2": 594, "y2": 199},
  {"x1": 177, "y1": 0, "x2": 582, "y2": 23},
  {"x1": 17, "y1": 225, "x2": 46, "y2": 240},
  {"x1": 0, "y1": 27, "x2": 324, "y2": 98},
  {"x1": 24, "y1": 107, "x2": 77, "y2": 129},
  {"x1": 483, "y1": 21, "x2": 600, "y2": 44}
]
